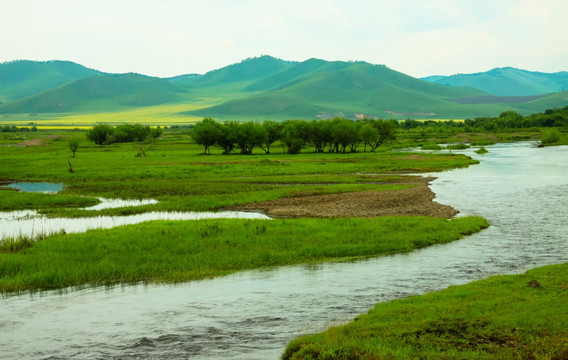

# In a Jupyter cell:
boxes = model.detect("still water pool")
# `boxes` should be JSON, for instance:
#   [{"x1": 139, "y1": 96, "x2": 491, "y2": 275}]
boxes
[
  {"x1": 2, "y1": 182, "x2": 64, "y2": 193},
  {"x1": 1, "y1": 142, "x2": 567, "y2": 359}
]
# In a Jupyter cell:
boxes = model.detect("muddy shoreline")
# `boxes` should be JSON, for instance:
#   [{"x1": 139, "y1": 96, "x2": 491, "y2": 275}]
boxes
[{"x1": 230, "y1": 176, "x2": 458, "y2": 218}]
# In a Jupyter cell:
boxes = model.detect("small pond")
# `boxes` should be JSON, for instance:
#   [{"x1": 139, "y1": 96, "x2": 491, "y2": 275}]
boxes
[{"x1": 2, "y1": 182, "x2": 64, "y2": 193}]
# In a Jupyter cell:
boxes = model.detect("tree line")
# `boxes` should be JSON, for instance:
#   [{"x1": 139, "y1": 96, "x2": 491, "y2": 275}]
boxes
[
  {"x1": 399, "y1": 106, "x2": 568, "y2": 132},
  {"x1": 86, "y1": 124, "x2": 163, "y2": 145},
  {"x1": 1, "y1": 125, "x2": 37, "y2": 132},
  {"x1": 191, "y1": 117, "x2": 398, "y2": 155}
]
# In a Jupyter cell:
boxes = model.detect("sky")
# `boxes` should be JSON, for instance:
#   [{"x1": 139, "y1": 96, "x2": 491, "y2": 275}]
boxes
[{"x1": 1, "y1": 0, "x2": 567, "y2": 78}]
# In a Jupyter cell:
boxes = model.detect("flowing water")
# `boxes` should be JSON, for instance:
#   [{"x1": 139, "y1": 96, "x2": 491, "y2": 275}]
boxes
[{"x1": 1, "y1": 142, "x2": 567, "y2": 359}]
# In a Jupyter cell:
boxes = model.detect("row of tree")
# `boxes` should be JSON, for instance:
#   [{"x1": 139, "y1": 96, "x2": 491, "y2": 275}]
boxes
[
  {"x1": 86, "y1": 124, "x2": 163, "y2": 145},
  {"x1": 191, "y1": 117, "x2": 398, "y2": 155},
  {"x1": 467, "y1": 107, "x2": 568, "y2": 130},
  {"x1": 398, "y1": 106, "x2": 568, "y2": 132},
  {"x1": 1, "y1": 125, "x2": 37, "y2": 132}
]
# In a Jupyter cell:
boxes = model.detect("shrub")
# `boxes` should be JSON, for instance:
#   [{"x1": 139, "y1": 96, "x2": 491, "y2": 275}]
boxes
[{"x1": 540, "y1": 129, "x2": 561, "y2": 146}]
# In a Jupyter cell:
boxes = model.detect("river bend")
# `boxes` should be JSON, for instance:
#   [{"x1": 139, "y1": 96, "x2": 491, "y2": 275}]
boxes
[{"x1": 1, "y1": 142, "x2": 567, "y2": 359}]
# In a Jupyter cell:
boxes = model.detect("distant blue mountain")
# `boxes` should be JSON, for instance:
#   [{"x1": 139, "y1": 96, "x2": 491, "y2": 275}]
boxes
[{"x1": 422, "y1": 67, "x2": 568, "y2": 96}]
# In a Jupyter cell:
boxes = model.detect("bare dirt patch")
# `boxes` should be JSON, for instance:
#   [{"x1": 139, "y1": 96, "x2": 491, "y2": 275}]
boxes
[
  {"x1": 17, "y1": 135, "x2": 60, "y2": 147},
  {"x1": 230, "y1": 177, "x2": 457, "y2": 218},
  {"x1": 17, "y1": 138, "x2": 44, "y2": 146}
]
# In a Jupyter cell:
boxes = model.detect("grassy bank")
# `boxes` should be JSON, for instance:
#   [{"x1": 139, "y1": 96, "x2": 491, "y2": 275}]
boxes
[
  {"x1": 0, "y1": 216, "x2": 488, "y2": 293},
  {"x1": 283, "y1": 262, "x2": 568, "y2": 360},
  {"x1": 0, "y1": 189, "x2": 99, "y2": 211}
]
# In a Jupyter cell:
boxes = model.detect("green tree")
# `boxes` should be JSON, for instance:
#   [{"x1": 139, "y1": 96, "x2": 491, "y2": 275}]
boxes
[
  {"x1": 331, "y1": 119, "x2": 359, "y2": 153},
  {"x1": 192, "y1": 118, "x2": 221, "y2": 154},
  {"x1": 368, "y1": 119, "x2": 397, "y2": 151},
  {"x1": 86, "y1": 124, "x2": 114, "y2": 145},
  {"x1": 309, "y1": 120, "x2": 333, "y2": 153},
  {"x1": 280, "y1": 120, "x2": 307, "y2": 154},
  {"x1": 68, "y1": 138, "x2": 80, "y2": 157},
  {"x1": 359, "y1": 123, "x2": 379, "y2": 152},
  {"x1": 259, "y1": 120, "x2": 282, "y2": 154},
  {"x1": 235, "y1": 122, "x2": 267, "y2": 155},
  {"x1": 217, "y1": 121, "x2": 239, "y2": 155}
]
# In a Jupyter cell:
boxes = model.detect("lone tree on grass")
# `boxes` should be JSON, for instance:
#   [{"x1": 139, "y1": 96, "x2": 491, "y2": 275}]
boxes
[{"x1": 68, "y1": 138, "x2": 80, "y2": 157}]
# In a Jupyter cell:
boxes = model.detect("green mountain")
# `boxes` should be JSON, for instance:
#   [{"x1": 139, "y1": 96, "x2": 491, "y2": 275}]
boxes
[
  {"x1": 187, "y1": 61, "x2": 502, "y2": 120},
  {"x1": 422, "y1": 67, "x2": 568, "y2": 96},
  {"x1": 0, "y1": 73, "x2": 185, "y2": 113},
  {"x1": 184, "y1": 56, "x2": 294, "y2": 87},
  {"x1": 1, "y1": 57, "x2": 566, "y2": 119},
  {"x1": 0, "y1": 60, "x2": 102, "y2": 103},
  {"x1": 174, "y1": 56, "x2": 297, "y2": 98}
]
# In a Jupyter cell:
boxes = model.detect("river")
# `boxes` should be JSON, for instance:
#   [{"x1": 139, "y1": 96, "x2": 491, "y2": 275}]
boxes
[{"x1": 1, "y1": 142, "x2": 567, "y2": 359}]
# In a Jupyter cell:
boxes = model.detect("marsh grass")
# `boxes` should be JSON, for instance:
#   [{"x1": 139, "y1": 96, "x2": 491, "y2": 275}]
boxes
[
  {"x1": 0, "y1": 190, "x2": 99, "y2": 211},
  {"x1": 283, "y1": 262, "x2": 568, "y2": 360},
  {"x1": 446, "y1": 143, "x2": 471, "y2": 150},
  {"x1": 474, "y1": 146, "x2": 489, "y2": 154},
  {"x1": 0, "y1": 216, "x2": 488, "y2": 292}
]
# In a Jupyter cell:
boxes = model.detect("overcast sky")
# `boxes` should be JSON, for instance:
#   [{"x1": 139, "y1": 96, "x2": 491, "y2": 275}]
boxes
[{"x1": 2, "y1": 0, "x2": 567, "y2": 78}]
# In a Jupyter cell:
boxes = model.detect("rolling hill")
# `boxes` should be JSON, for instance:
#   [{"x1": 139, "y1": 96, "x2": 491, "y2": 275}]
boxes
[
  {"x1": 0, "y1": 56, "x2": 567, "y2": 120},
  {"x1": 0, "y1": 73, "x2": 185, "y2": 113},
  {"x1": 186, "y1": 60, "x2": 539, "y2": 120},
  {"x1": 422, "y1": 67, "x2": 568, "y2": 96},
  {"x1": 0, "y1": 60, "x2": 103, "y2": 103}
]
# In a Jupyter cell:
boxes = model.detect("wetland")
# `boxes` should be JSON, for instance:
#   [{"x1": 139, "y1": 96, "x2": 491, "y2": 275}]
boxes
[{"x1": 0, "y1": 128, "x2": 566, "y2": 359}]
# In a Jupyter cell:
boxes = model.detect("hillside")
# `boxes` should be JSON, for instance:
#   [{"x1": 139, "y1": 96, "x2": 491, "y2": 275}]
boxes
[
  {"x1": 0, "y1": 60, "x2": 102, "y2": 103},
  {"x1": 187, "y1": 61, "x2": 507, "y2": 120},
  {"x1": 0, "y1": 57, "x2": 567, "y2": 120},
  {"x1": 422, "y1": 67, "x2": 568, "y2": 96},
  {"x1": 0, "y1": 73, "x2": 185, "y2": 113}
]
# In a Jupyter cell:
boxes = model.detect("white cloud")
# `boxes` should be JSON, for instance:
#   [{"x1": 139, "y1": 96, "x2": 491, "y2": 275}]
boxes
[{"x1": 1, "y1": 0, "x2": 567, "y2": 77}]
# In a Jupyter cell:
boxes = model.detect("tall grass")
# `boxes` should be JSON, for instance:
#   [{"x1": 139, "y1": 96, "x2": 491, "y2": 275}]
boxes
[
  {"x1": 0, "y1": 216, "x2": 488, "y2": 293},
  {"x1": 540, "y1": 128, "x2": 561, "y2": 146}
]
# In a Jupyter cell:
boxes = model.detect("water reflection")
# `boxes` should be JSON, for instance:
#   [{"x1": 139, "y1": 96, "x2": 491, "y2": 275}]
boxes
[
  {"x1": 82, "y1": 197, "x2": 159, "y2": 210},
  {"x1": 0, "y1": 210, "x2": 270, "y2": 240}
]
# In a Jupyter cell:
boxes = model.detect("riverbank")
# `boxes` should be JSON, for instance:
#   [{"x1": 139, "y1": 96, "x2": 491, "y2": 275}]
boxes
[{"x1": 283, "y1": 262, "x2": 568, "y2": 359}]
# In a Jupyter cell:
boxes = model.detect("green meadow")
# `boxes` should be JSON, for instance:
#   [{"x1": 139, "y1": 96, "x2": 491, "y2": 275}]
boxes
[
  {"x1": 0, "y1": 129, "x2": 477, "y2": 217},
  {"x1": 0, "y1": 128, "x2": 486, "y2": 293}
]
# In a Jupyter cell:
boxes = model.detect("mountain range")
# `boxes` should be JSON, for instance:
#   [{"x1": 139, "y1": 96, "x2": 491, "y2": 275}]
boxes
[
  {"x1": 422, "y1": 67, "x2": 568, "y2": 96},
  {"x1": 1, "y1": 56, "x2": 567, "y2": 120}
]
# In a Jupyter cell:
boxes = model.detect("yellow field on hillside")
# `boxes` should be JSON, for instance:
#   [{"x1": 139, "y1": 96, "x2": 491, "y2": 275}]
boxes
[{"x1": 1, "y1": 100, "x2": 218, "y2": 128}]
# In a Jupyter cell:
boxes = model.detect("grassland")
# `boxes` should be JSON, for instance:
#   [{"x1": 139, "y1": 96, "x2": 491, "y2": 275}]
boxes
[
  {"x1": 283, "y1": 262, "x2": 568, "y2": 360},
  {"x1": 0, "y1": 129, "x2": 478, "y2": 217},
  {"x1": 0, "y1": 128, "x2": 488, "y2": 293}
]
